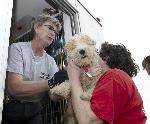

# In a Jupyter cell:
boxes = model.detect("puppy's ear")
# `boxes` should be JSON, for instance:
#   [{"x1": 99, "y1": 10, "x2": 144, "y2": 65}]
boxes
[{"x1": 81, "y1": 35, "x2": 96, "y2": 46}]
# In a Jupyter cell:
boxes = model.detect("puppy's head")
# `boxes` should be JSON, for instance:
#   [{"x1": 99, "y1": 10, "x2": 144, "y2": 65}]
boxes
[{"x1": 64, "y1": 34, "x2": 99, "y2": 67}]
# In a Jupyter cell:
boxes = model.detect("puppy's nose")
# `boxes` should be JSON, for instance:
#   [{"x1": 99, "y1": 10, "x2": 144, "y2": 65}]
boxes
[{"x1": 79, "y1": 49, "x2": 85, "y2": 55}]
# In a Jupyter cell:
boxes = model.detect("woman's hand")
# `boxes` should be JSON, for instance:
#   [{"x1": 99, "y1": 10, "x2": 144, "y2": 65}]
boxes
[{"x1": 67, "y1": 59, "x2": 81, "y2": 83}]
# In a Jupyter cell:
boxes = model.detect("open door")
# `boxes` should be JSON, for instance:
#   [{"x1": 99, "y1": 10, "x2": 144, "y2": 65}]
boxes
[{"x1": 0, "y1": 1, "x2": 13, "y2": 123}]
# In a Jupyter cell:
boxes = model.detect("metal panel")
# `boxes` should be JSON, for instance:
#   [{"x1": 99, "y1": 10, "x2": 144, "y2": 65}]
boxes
[
  {"x1": 74, "y1": 1, "x2": 104, "y2": 48},
  {"x1": 46, "y1": 0, "x2": 80, "y2": 38},
  {"x1": 0, "y1": 1, "x2": 13, "y2": 122}
]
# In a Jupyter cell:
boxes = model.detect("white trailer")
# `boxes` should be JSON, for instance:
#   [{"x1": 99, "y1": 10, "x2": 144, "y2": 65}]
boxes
[{"x1": 0, "y1": 0, "x2": 104, "y2": 123}]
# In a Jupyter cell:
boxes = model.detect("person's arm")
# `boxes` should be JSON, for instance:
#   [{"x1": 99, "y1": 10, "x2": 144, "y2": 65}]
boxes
[
  {"x1": 67, "y1": 60, "x2": 105, "y2": 124},
  {"x1": 6, "y1": 69, "x2": 68, "y2": 97},
  {"x1": 6, "y1": 43, "x2": 47, "y2": 96},
  {"x1": 6, "y1": 43, "x2": 68, "y2": 97},
  {"x1": 48, "y1": 69, "x2": 69, "y2": 101},
  {"x1": 6, "y1": 72, "x2": 49, "y2": 96}
]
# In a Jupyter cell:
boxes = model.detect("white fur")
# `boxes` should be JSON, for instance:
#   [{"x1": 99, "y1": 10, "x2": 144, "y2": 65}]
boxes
[{"x1": 49, "y1": 34, "x2": 102, "y2": 124}]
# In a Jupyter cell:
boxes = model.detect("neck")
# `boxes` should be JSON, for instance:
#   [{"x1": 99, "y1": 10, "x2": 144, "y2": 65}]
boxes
[{"x1": 31, "y1": 39, "x2": 44, "y2": 57}]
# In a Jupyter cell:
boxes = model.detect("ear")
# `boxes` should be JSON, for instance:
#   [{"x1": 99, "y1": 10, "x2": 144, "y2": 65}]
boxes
[
  {"x1": 34, "y1": 23, "x2": 40, "y2": 34},
  {"x1": 82, "y1": 35, "x2": 96, "y2": 46}
]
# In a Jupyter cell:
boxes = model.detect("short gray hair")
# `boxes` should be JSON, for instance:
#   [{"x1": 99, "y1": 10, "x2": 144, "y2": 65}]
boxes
[
  {"x1": 32, "y1": 14, "x2": 61, "y2": 32},
  {"x1": 30, "y1": 14, "x2": 61, "y2": 39}
]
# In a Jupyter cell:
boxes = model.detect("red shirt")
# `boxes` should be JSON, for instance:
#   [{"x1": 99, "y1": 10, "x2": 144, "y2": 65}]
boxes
[{"x1": 90, "y1": 69, "x2": 147, "y2": 124}]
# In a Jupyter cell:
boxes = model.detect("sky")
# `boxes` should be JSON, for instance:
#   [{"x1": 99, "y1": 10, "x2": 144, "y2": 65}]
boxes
[{"x1": 80, "y1": 0, "x2": 150, "y2": 123}]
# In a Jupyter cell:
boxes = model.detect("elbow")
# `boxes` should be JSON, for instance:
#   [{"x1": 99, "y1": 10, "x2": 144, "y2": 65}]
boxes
[
  {"x1": 7, "y1": 83, "x2": 23, "y2": 96},
  {"x1": 83, "y1": 112, "x2": 104, "y2": 124},
  {"x1": 7, "y1": 86, "x2": 19, "y2": 96},
  {"x1": 88, "y1": 116, "x2": 105, "y2": 124},
  {"x1": 79, "y1": 119, "x2": 93, "y2": 124},
  {"x1": 77, "y1": 115, "x2": 95, "y2": 124},
  {"x1": 82, "y1": 119, "x2": 103, "y2": 124}
]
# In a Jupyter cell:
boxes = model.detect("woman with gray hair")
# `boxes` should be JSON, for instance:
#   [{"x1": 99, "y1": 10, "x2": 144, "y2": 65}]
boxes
[{"x1": 2, "y1": 14, "x2": 68, "y2": 124}]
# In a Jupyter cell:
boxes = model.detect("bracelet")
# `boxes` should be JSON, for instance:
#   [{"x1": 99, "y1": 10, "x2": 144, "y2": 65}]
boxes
[{"x1": 48, "y1": 77, "x2": 55, "y2": 88}]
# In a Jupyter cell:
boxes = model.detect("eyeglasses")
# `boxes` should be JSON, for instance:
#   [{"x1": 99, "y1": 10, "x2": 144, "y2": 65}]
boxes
[{"x1": 43, "y1": 25, "x2": 57, "y2": 34}]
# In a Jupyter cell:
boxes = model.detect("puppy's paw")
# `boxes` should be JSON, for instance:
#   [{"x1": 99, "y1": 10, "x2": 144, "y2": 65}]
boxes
[{"x1": 50, "y1": 81, "x2": 71, "y2": 99}]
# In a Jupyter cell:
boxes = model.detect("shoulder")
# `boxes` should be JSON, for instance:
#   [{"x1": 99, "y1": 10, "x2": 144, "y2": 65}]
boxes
[
  {"x1": 9, "y1": 42, "x2": 30, "y2": 50},
  {"x1": 98, "y1": 68, "x2": 133, "y2": 87},
  {"x1": 101, "y1": 68, "x2": 130, "y2": 79}
]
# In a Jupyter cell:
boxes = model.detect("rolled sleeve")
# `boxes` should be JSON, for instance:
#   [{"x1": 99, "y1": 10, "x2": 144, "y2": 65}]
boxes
[{"x1": 7, "y1": 43, "x2": 23, "y2": 75}]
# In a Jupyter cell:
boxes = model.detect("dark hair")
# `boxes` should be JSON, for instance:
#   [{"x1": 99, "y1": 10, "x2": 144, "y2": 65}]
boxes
[
  {"x1": 99, "y1": 42, "x2": 139, "y2": 77},
  {"x1": 142, "y1": 55, "x2": 150, "y2": 69}
]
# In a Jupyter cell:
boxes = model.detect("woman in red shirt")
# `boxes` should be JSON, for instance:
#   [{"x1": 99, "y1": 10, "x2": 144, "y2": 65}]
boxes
[{"x1": 67, "y1": 42, "x2": 147, "y2": 124}]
